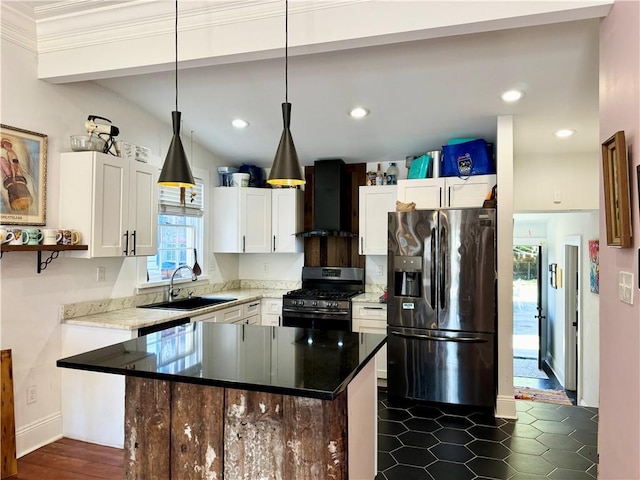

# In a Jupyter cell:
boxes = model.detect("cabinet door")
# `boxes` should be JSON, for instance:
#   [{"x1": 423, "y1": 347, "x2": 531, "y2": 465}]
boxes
[
  {"x1": 358, "y1": 321, "x2": 388, "y2": 380},
  {"x1": 272, "y1": 189, "x2": 303, "y2": 253},
  {"x1": 128, "y1": 162, "x2": 158, "y2": 256},
  {"x1": 359, "y1": 186, "x2": 397, "y2": 255},
  {"x1": 93, "y1": 155, "x2": 129, "y2": 257},
  {"x1": 397, "y1": 179, "x2": 443, "y2": 209},
  {"x1": 445, "y1": 175, "x2": 496, "y2": 208},
  {"x1": 212, "y1": 188, "x2": 241, "y2": 253},
  {"x1": 240, "y1": 189, "x2": 272, "y2": 252}
]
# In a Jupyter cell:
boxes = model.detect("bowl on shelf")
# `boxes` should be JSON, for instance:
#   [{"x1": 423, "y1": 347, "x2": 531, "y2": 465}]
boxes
[{"x1": 70, "y1": 135, "x2": 106, "y2": 152}]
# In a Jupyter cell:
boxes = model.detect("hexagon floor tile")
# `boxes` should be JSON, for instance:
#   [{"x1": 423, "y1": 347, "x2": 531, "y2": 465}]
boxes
[{"x1": 376, "y1": 389, "x2": 598, "y2": 480}]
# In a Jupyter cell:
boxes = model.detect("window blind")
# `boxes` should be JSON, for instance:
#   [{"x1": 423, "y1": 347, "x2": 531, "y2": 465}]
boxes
[{"x1": 158, "y1": 177, "x2": 204, "y2": 217}]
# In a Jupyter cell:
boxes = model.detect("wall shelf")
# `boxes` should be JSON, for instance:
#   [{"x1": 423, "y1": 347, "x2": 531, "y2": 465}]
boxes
[{"x1": 0, "y1": 245, "x2": 89, "y2": 273}]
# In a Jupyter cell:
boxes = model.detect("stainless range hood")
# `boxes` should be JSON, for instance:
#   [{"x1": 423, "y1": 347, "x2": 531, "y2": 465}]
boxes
[{"x1": 296, "y1": 159, "x2": 356, "y2": 237}]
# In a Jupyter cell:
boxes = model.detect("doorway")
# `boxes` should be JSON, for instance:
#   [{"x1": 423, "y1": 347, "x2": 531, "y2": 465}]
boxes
[{"x1": 512, "y1": 245, "x2": 548, "y2": 381}]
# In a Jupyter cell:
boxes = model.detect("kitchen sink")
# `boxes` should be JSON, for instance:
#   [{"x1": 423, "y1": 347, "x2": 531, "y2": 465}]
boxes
[{"x1": 139, "y1": 296, "x2": 236, "y2": 311}]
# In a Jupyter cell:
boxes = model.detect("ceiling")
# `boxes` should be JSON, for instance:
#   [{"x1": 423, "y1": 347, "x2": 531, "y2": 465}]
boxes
[{"x1": 25, "y1": 2, "x2": 602, "y2": 171}]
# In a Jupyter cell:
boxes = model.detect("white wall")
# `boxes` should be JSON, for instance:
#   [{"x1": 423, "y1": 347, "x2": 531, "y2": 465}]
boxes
[
  {"x1": 0, "y1": 37, "x2": 225, "y2": 456},
  {"x1": 238, "y1": 253, "x2": 303, "y2": 281},
  {"x1": 546, "y1": 212, "x2": 599, "y2": 407},
  {"x1": 514, "y1": 152, "x2": 599, "y2": 211}
]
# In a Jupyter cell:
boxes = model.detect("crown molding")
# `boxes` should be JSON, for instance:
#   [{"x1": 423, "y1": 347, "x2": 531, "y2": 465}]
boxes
[
  {"x1": 35, "y1": 0, "x2": 364, "y2": 54},
  {"x1": 1, "y1": 2, "x2": 37, "y2": 51}
]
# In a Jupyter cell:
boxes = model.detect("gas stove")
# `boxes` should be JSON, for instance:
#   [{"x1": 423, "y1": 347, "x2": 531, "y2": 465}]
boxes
[{"x1": 282, "y1": 267, "x2": 365, "y2": 331}]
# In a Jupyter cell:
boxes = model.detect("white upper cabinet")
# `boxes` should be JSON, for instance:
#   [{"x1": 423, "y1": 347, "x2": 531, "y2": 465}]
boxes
[
  {"x1": 59, "y1": 151, "x2": 158, "y2": 258},
  {"x1": 271, "y1": 189, "x2": 303, "y2": 253},
  {"x1": 213, "y1": 187, "x2": 272, "y2": 253},
  {"x1": 358, "y1": 185, "x2": 397, "y2": 255},
  {"x1": 397, "y1": 175, "x2": 496, "y2": 209}
]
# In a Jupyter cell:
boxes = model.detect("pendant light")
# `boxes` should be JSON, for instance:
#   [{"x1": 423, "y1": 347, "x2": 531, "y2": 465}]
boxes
[
  {"x1": 267, "y1": 0, "x2": 305, "y2": 186},
  {"x1": 158, "y1": 0, "x2": 195, "y2": 188}
]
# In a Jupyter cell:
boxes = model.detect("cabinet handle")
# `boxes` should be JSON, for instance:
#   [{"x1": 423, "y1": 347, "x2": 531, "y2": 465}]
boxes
[
  {"x1": 242, "y1": 235, "x2": 246, "y2": 253},
  {"x1": 123, "y1": 231, "x2": 129, "y2": 255},
  {"x1": 273, "y1": 235, "x2": 276, "y2": 252},
  {"x1": 249, "y1": 302, "x2": 260, "y2": 307},
  {"x1": 447, "y1": 186, "x2": 451, "y2": 206},
  {"x1": 439, "y1": 187, "x2": 443, "y2": 208},
  {"x1": 130, "y1": 230, "x2": 137, "y2": 255},
  {"x1": 360, "y1": 237, "x2": 364, "y2": 254},
  {"x1": 363, "y1": 306, "x2": 384, "y2": 310},
  {"x1": 278, "y1": 315, "x2": 281, "y2": 327}
]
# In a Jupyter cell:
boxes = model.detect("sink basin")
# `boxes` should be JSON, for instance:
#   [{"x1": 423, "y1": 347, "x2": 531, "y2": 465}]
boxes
[{"x1": 139, "y1": 297, "x2": 236, "y2": 311}]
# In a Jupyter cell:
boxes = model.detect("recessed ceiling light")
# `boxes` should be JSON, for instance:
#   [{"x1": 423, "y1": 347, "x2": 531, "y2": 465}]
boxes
[
  {"x1": 349, "y1": 107, "x2": 370, "y2": 119},
  {"x1": 554, "y1": 129, "x2": 576, "y2": 138},
  {"x1": 501, "y1": 90, "x2": 524, "y2": 103},
  {"x1": 232, "y1": 119, "x2": 249, "y2": 129}
]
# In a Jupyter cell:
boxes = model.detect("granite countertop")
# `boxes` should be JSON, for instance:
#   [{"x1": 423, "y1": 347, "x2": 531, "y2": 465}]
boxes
[
  {"x1": 62, "y1": 289, "x2": 288, "y2": 331},
  {"x1": 57, "y1": 322, "x2": 386, "y2": 400},
  {"x1": 352, "y1": 292, "x2": 387, "y2": 304}
]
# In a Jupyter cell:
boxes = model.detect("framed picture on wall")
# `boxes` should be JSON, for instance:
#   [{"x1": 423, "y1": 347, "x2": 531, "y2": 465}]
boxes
[
  {"x1": 601, "y1": 130, "x2": 632, "y2": 247},
  {"x1": 0, "y1": 124, "x2": 47, "y2": 225}
]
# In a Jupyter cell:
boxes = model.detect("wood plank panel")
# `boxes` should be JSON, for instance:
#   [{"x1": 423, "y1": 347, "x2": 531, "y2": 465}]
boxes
[
  {"x1": 224, "y1": 389, "x2": 285, "y2": 479},
  {"x1": 283, "y1": 391, "x2": 348, "y2": 480},
  {"x1": 303, "y1": 162, "x2": 366, "y2": 268},
  {"x1": 1, "y1": 349, "x2": 17, "y2": 479},
  {"x1": 170, "y1": 382, "x2": 224, "y2": 479},
  {"x1": 124, "y1": 377, "x2": 171, "y2": 480}
]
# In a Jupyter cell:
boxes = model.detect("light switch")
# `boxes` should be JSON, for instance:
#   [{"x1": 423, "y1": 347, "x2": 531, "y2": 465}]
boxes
[
  {"x1": 619, "y1": 271, "x2": 634, "y2": 305},
  {"x1": 553, "y1": 190, "x2": 562, "y2": 204}
]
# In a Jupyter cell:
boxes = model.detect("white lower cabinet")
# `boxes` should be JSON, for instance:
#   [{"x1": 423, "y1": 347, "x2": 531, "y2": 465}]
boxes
[
  {"x1": 191, "y1": 299, "x2": 261, "y2": 324},
  {"x1": 261, "y1": 298, "x2": 283, "y2": 326},
  {"x1": 352, "y1": 302, "x2": 387, "y2": 380}
]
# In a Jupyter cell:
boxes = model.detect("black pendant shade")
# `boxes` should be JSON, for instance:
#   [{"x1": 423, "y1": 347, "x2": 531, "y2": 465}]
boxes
[
  {"x1": 268, "y1": 102, "x2": 304, "y2": 186},
  {"x1": 158, "y1": 111, "x2": 195, "y2": 187}
]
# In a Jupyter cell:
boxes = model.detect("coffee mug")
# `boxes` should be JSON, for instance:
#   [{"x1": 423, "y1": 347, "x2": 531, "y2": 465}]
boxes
[
  {"x1": 61, "y1": 229, "x2": 80, "y2": 246},
  {"x1": 42, "y1": 228, "x2": 62, "y2": 245},
  {"x1": 8, "y1": 228, "x2": 28, "y2": 245},
  {"x1": 24, "y1": 228, "x2": 44, "y2": 245},
  {"x1": 0, "y1": 228, "x2": 16, "y2": 245}
]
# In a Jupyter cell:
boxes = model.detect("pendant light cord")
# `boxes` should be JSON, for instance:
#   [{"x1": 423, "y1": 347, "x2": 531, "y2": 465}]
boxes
[
  {"x1": 174, "y1": 0, "x2": 179, "y2": 112},
  {"x1": 285, "y1": 0, "x2": 288, "y2": 104}
]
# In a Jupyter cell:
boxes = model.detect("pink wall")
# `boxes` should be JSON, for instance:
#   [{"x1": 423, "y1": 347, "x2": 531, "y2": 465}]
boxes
[{"x1": 598, "y1": 1, "x2": 640, "y2": 478}]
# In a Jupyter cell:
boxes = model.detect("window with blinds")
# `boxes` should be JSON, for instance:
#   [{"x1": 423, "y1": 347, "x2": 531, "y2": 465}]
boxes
[{"x1": 146, "y1": 178, "x2": 205, "y2": 282}]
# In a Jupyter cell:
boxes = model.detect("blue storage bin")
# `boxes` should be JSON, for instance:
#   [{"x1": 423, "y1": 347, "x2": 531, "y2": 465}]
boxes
[{"x1": 441, "y1": 139, "x2": 495, "y2": 177}]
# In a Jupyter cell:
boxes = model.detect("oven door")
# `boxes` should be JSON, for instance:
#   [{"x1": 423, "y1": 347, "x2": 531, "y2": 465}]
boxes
[{"x1": 282, "y1": 307, "x2": 352, "y2": 331}]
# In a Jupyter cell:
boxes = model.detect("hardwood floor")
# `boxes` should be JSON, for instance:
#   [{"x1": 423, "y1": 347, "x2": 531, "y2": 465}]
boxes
[{"x1": 16, "y1": 438, "x2": 123, "y2": 480}]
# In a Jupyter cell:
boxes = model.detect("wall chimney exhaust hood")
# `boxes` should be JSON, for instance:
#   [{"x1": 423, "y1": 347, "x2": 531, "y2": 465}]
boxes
[{"x1": 296, "y1": 159, "x2": 356, "y2": 237}]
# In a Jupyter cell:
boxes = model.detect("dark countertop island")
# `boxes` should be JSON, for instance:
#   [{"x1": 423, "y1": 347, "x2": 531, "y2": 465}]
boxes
[{"x1": 57, "y1": 322, "x2": 386, "y2": 480}]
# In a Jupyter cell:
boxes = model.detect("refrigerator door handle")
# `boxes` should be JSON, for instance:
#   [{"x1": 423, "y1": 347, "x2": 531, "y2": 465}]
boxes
[
  {"x1": 430, "y1": 227, "x2": 436, "y2": 307},
  {"x1": 390, "y1": 330, "x2": 488, "y2": 343},
  {"x1": 439, "y1": 225, "x2": 447, "y2": 310}
]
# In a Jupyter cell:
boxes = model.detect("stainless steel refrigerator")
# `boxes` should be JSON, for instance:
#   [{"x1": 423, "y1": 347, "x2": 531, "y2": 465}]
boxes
[{"x1": 387, "y1": 208, "x2": 497, "y2": 407}]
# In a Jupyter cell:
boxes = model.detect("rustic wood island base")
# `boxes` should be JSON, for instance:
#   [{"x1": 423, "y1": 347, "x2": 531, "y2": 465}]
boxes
[{"x1": 58, "y1": 323, "x2": 384, "y2": 480}]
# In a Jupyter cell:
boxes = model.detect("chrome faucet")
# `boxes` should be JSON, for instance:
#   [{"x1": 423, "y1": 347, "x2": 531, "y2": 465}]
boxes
[{"x1": 168, "y1": 265, "x2": 197, "y2": 302}]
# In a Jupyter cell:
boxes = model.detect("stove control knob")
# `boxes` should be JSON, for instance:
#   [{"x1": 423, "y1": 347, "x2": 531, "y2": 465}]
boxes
[
  {"x1": 312, "y1": 300, "x2": 318, "y2": 307},
  {"x1": 299, "y1": 300, "x2": 304, "y2": 306}
]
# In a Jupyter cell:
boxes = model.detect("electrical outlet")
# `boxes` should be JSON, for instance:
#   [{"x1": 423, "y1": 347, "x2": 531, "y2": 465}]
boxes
[
  {"x1": 96, "y1": 266, "x2": 105, "y2": 282},
  {"x1": 377, "y1": 265, "x2": 383, "y2": 276},
  {"x1": 27, "y1": 385, "x2": 37, "y2": 404},
  {"x1": 263, "y1": 263, "x2": 270, "y2": 273}
]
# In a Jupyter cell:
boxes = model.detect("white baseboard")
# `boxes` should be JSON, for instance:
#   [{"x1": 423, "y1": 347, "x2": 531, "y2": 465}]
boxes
[
  {"x1": 16, "y1": 413, "x2": 63, "y2": 458},
  {"x1": 495, "y1": 394, "x2": 517, "y2": 419}
]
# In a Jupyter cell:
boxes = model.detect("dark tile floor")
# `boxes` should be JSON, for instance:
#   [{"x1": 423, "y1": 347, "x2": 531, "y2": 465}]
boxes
[{"x1": 376, "y1": 389, "x2": 598, "y2": 480}]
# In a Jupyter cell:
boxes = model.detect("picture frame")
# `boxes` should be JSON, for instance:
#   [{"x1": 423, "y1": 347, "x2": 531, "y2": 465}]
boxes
[
  {"x1": 601, "y1": 131, "x2": 632, "y2": 247},
  {"x1": 0, "y1": 124, "x2": 47, "y2": 226}
]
